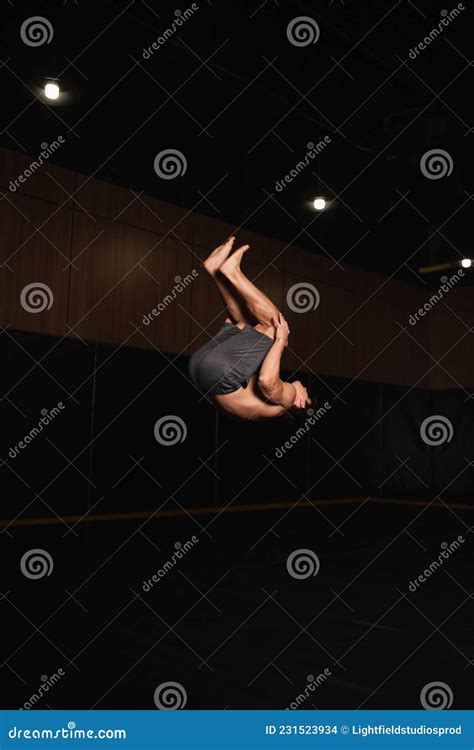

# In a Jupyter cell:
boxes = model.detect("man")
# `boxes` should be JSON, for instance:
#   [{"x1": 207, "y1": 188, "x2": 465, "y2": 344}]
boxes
[{"x1": 189, "y1": 237, "x2": 312, "y2": 420}]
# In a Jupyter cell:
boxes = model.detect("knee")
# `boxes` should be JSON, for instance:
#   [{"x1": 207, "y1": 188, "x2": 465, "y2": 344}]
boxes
[
  {"x1": 254, "y1": 322, "x2": 275, "y2": 339},
  {"x1": 257, "y1": 304, "x2": 280, "y2": 329}
]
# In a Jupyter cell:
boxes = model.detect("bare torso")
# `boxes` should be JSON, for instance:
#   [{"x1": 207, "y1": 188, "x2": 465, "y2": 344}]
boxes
[{"x1": 212, "y1": 374, "x2": 285, "y2": 421}]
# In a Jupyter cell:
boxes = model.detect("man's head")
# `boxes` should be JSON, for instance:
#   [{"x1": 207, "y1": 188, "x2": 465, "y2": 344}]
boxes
[
  {"x1": 280, "y1": 396, "x2": 316, "y2": 423},
  {"x1": 291, "y1": 379, "x2": 312, "y2": 410}
]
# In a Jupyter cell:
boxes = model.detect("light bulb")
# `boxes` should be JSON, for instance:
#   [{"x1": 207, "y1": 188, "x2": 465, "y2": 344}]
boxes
[{"x1": 44, "y1": 82, "x2": 59, "y2": 100}]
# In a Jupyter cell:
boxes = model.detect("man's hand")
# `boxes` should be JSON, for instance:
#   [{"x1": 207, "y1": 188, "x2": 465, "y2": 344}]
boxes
[
  {"x1": 272, "y1": 313, "x2": 290, "y2": 347},
  {"x1": 291, "y1": 380, "x2": 310, "y2": 409}
]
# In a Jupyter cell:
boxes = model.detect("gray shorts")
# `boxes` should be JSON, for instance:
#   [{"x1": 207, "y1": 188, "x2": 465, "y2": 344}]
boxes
[{"x1": 189, "y1": 322, "x2": 274, "y2": 396}]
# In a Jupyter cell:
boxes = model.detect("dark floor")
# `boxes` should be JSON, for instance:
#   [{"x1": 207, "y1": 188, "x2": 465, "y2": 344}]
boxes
[{"x1": 2, "y1": 500, "x2": 473, "y2": 710}]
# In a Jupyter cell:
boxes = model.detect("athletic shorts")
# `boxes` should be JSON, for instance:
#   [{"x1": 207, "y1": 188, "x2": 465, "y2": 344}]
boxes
[{"x1": 188, "y1": 322, "x2": 274, "y2": 396}]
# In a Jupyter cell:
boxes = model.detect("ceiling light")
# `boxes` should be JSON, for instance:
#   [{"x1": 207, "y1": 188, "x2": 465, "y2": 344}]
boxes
[{"x1": 44, "y1": 82, "x2": 60, "y2": 100}]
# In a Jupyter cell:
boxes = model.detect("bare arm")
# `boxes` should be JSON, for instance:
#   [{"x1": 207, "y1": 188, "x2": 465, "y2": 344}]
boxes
[{"x1": 258, "y1": 314, "x2": 297, "y2": 409}]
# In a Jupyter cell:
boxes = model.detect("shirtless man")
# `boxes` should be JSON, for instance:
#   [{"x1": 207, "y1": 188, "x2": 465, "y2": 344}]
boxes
[{"x1": 189, "y1": 237, "x2": 311, "y2": 420}]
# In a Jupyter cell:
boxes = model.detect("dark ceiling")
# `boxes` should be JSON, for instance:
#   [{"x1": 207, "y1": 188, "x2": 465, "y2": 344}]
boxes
[{"x1": 1, "y1": 0, "x2": 472, "y2": 286}]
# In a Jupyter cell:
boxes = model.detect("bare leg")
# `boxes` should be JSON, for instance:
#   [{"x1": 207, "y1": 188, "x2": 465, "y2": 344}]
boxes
[
  {"x1": 203, "y1": 237, "x2": 255, "y2": 326},
  {"x1": 220, "y1": 245, "x2": 280, "y2": 332}
]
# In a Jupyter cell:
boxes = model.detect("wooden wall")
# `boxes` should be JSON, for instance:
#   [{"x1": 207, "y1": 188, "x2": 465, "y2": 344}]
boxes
[{"x1": 1, "y1": 146, "x2": 472, "y2": 389}]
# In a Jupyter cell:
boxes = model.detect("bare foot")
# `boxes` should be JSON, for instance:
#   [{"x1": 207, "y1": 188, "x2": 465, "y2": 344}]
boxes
[
  {"x1": 203, "y1": 236, "x2": 236, "y2": 275},
  {"x1": 220, "y1": 244, "x2": 250, "y2": 277}
]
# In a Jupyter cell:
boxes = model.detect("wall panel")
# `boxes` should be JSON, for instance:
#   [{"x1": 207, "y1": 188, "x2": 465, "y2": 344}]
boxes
[
  {"x1": 67, "y1": 214, "x2": 194, "y2": 352},
  {"x1": 281, "y1": 276, "x2": 355, "y2": 379},
  {"x1": 281, "y1": 244, "x2": 334, "y2": 285},
  {"x1": 193, "y1": 212, "x2": 287, "y2": 268},
  {"x1": 353, "y1": 298, "x2": 414, "y2": 386},
  {"x1": 193, "y1": 213, "x2": 235, "y2": 251},
  {"x1": 187, "y1": 246, "x2": 229, "y2": 354},
  {"x1": 307, "y1": 282, "x2": 355, "y2": 379},
  {"x1": 0, "y1": 147, "x2": 75, "y2": 205},
  {"x1": 245, "y1": 259, "x2": 285, "y2": 315},
  {"x1": 281, "y1": 271, "x2": 312, "y2": 373},
  {"x1": 0, "y1": 193, "x2": 72, "y2": 336},
  {"x1": 73, "y1": 173, "x2": 194, "y2": 242}
]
